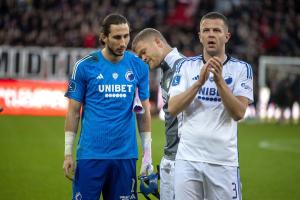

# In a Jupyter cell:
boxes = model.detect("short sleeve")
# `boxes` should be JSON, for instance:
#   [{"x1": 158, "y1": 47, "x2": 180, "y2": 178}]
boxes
[
  {"x1": 233, "y1": 63, "x2": 254, "y2": 104},
  {"x1": 137, "y1": 61, "x2": 150, "y2": 101},
  {"x1": 168, "y1": 60, "x2": 188, "y2": 97},
  {"x1": 65, "y1": 61, "x2": 86, "y2": 102}
]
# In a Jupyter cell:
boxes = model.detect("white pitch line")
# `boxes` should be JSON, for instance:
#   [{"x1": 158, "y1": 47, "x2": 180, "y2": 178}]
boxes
[{"x1": 259, "y1": 140, "x2": 300, "y2": 154}]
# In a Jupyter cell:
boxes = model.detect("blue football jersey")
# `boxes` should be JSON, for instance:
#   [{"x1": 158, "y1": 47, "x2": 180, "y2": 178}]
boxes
[{"x1": 65, "y1": 50, "x2": 149, "y2": 160}]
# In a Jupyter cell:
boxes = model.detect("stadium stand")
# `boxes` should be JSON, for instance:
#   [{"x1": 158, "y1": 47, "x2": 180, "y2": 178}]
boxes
[{"x1": 1, "y1": 0, "x2": 299, "y2": 115}]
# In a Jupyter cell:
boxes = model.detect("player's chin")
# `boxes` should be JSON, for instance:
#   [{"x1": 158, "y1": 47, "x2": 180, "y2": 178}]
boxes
[
  {"x1": 148, "y1": 60, "x2": 159, "y2": 70},
  {"x1": 148, "y1": 62, "x2": 155, "y2": 70},
  {"x1": 115, "y1": 50, "x2": 125, "y2": 56},
  {"x1": 206, "y1": 49, "x2": 219, "y2": 57}
]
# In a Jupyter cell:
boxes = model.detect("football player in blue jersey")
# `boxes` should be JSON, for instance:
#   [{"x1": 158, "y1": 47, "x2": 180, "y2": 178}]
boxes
[{"x1": 63, "y1": 13, "x2": 153, "y2": 200}]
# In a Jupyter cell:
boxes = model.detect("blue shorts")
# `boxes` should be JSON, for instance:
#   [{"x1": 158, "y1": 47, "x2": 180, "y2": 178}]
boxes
[{"x1": 72, "y1": 159, "x2": 137, "y2": 200}]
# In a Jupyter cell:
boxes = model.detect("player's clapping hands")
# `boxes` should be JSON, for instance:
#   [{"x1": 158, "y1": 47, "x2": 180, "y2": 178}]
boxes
[
  {"x1": 207, "y1": 56, "x2": 223, "y2": 84},
  {"x1": 198, "y1": 61, "x2": 210, "y2": 86}
]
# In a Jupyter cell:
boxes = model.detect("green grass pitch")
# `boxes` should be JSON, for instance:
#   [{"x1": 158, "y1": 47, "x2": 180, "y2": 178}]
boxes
[{"x1": 0, "y1": 115, "x2": 299, "y2": 200}]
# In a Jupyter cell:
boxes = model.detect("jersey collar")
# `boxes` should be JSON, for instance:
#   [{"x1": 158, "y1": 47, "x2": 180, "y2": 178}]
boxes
[
  {"x1": 160, "y1": 48, "x2": 181, "y2": 72},
  {"x1": 202, "y1": 54, "x2": 231, "y2": 65}
]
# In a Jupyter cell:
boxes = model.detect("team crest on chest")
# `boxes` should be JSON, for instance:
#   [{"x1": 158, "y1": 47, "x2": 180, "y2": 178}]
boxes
[
  {"x1": 224, "y1": 73, "x2": 233, "y2": 85},
  {"x1": 112, "y1": 72, "x2": 118, "y2": 80},
  {"x1": 125, "y1": 70, "x2": 135, "y2": 82}
]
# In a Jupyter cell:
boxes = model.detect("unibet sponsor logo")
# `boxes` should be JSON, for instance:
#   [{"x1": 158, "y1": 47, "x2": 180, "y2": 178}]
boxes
[
  {"x1": 98, "y1": 84, "x2": 133, "y2": 98},
  {"x1": 199, "y1": 87, "x2": 219, "y2": 96},
  {"x1": 197, "y1": 87, "x2": 221, "y2": 102}
]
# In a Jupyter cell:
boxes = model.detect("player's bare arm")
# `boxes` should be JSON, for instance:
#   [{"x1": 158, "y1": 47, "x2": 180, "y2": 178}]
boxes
[
  {"x1": 136, "y1": 99, "x2": 151, "y2": 132},
  {"x1": 136, "y1": 99, "x2": 153, "y2": 176},
  {"x1": 63, "y1": 99, "x2": 81, "y2": 180},
  {"x1": 209, "y1": 56, "x2": 248, "y2": 121},
  {"x1": 168, "y1": 61, "x2": 210, "y2": 117}
]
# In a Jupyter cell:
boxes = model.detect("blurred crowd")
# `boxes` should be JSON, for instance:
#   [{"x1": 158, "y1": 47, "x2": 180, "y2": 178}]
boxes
[{"x1": 1, "y1": 0, "x2": 300, "y2": 110}]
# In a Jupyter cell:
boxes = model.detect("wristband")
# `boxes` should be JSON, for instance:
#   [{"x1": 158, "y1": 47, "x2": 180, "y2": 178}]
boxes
[
  {"x1": 140, "y1": 132, "x2": 152, "y2": 163},
  {"x1": 64, "y1": 131, "x2": 75, "y2": 156},
  {"x1": 140, "y1": 132, "x2": 151, "y2": 149}
]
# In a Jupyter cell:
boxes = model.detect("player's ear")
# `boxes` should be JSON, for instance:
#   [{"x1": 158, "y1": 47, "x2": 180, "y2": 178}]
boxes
[
  {"x1": 100, "y1": 32, "x2": 107, "y2": 44},
  {"x1": 154, "y1": 37, "x2": 163, "y2": 48},
  {"x1": 225, "y1": 32, "x2": 231, "y2": 43},
  {"x1": 198, "y1": 32, "x2": 203, "y2": 43}
]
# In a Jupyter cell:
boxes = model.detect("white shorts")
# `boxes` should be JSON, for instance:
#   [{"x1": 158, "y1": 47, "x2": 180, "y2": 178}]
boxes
[
  {"x1": 160, "y1": 156, "x2": 176, "y2": 200},
  {"x1": 174, "y1": 160, "x2": 242, "y2": 200}
]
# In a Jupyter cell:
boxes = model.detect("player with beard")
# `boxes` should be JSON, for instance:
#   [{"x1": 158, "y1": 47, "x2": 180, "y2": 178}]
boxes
[{"x1": 63, "y1": 13, "x2": 153, "y2": 200}]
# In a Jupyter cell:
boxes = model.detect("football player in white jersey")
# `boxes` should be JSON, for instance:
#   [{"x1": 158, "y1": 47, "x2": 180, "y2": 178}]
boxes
[
  {"x1": 168, "y1": 12, "x2": 254, "y2": 200},
  {"x1": 132, "y1": 28, "x2": 185, "y2": 200}
]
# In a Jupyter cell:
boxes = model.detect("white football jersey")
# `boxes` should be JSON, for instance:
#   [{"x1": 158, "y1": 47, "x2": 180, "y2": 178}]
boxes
[{"x1": 168, "y1": 55, "x2": 254, "y2": 166}]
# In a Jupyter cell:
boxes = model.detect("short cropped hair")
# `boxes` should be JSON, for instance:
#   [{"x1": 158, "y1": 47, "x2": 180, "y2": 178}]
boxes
[
  {"x1": 200, "y1": 12, "x2": 229, "y2": 31},
  {"x1": 99, "y1": 13, "x2": 129, "y2": 44},
  {"x1": 131, "y1": 28, "x2": 167, "y2": 51}
]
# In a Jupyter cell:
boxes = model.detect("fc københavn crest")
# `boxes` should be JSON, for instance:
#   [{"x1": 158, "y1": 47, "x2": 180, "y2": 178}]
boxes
[{"x1": 125, "y1": 70, "x2": 135, "y2": 82}]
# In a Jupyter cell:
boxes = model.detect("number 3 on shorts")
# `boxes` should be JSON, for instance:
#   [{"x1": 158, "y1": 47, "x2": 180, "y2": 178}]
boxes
[{"x1": 232, "y1": 182, "x2": 237, "y2": 199}]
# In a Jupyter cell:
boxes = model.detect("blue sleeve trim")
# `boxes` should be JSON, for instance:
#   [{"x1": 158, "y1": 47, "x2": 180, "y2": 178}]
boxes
[
  {"x1": 175, "y1": 56, "x2": 201, "y2": 73},
  {"x1": 64, "y1": 93, "x2": 83, "y2": 103},
  {"x1": 230, "y1": 58, "x2": 253, "y2": 80}
]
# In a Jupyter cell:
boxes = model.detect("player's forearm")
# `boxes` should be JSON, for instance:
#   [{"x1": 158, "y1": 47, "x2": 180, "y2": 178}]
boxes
[
  {"x1": 168, "y1": 81, "x2": 202, "y2": 116},
  {"x1": 137, "y1": 100, "x2": 151, "y2": 132},
  {"x1": 137, "y1": 113, "x2": 151, "y2": 132},
  {"x1": 137, "y1": 100, "x2": 153, "y2": 175},
  {"x1": 64, "y1": 111, "x2": 80, "y2": 156},
  {"x1": 64, "y1": 109, "x2": 80, "y2": 133},
  {"x1": 64, "y1": 99, "x2": 81, "y2": 133},
  {"x1": 64, "y1": 100, "x2": 81, "y2": 156},
  {"x1": 137, "y1": 114, "x2": 152, "y2": 161},
  {"x1": 216, "y1": 80, "x2": 248, "y2": 121}
]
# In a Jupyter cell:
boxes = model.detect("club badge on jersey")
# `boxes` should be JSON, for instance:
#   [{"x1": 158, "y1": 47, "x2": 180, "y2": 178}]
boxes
[
  {"x1": 68, "y1": 80, "x2": 76, "y2": 92},
  {"x1": 171, "y1": 75, "x2": 181, "y2": 86},
  {"x1": 125, "y1": 70, "x2": 135, "y2": 82}
]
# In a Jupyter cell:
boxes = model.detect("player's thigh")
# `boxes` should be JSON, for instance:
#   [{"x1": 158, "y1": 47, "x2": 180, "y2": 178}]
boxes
[
  {"x1": 102, "y1": 159, "x2": 137, "y2": 200},
  {"x1": 160, "y1": 157, "x2": 176, "y2": 200},
  {"x1": 204, "y1": 164, "x2": 242, "y2": 200},
  {"x1": 72, "y1": 159, "x2": 107, "y2": 200},
  {"x1": 174, "y1": 160, "x2": 204, "y2": 200}
]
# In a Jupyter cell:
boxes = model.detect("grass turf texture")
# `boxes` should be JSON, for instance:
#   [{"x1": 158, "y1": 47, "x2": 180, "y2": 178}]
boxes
[{"x1": 0, "y1": 115, "x2": 299, "y2": 200}]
